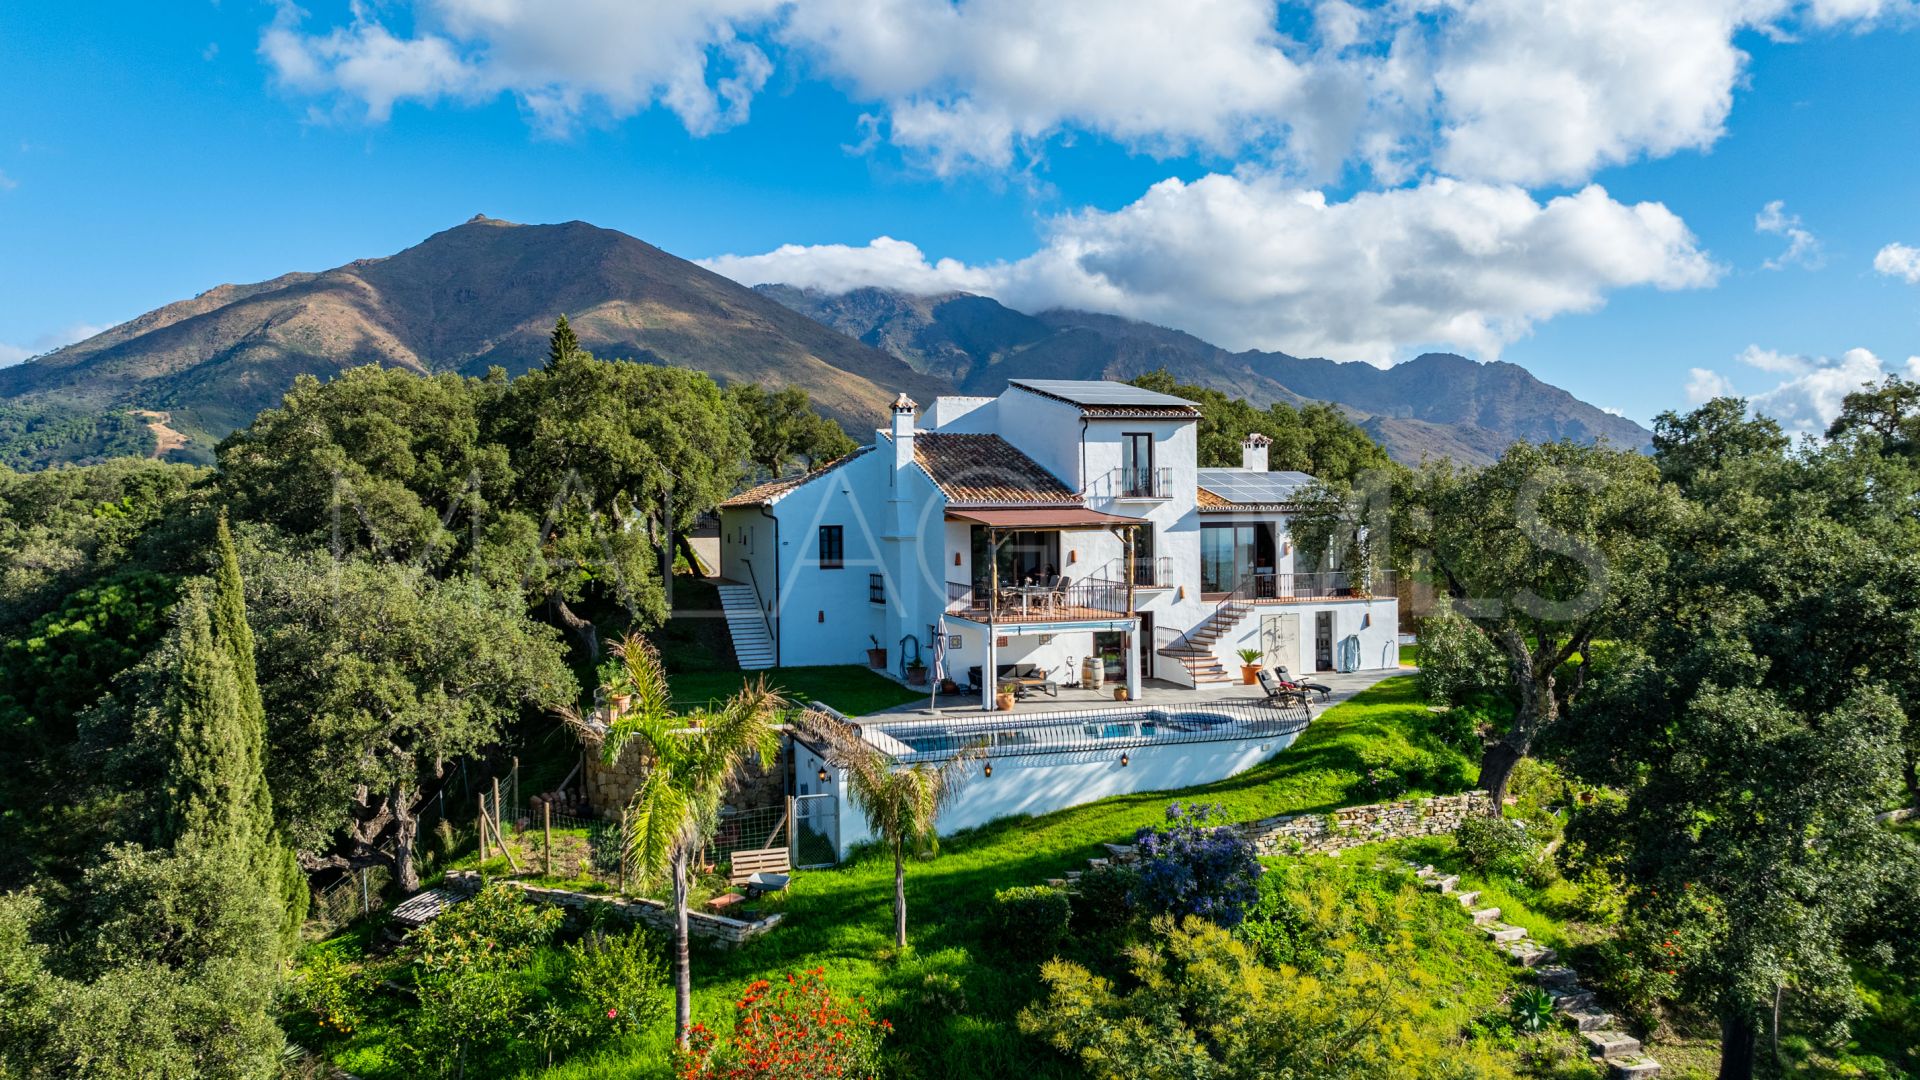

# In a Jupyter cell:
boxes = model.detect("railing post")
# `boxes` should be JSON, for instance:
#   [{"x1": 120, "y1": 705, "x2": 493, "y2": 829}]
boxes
[
  {"x1": 477, "y1": 794, "x2": 489, "y2": 862},
  {"x1": 543, "y1": 801, "x2": 553, "y2": 878}
]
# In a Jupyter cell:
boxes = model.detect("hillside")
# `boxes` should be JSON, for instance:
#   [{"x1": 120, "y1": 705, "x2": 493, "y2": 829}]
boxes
[
  {"x1": 0, "y1": 217, "x2": 947, "y2": 463},
  {"x1": 760, "y1": 285, "x2": 1650, "y2": 465}
]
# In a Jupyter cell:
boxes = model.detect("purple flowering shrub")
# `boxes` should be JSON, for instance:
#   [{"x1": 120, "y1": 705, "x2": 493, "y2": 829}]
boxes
[{"x1": 1131, "y1": 802, "x2": 1263, "y2": 928}]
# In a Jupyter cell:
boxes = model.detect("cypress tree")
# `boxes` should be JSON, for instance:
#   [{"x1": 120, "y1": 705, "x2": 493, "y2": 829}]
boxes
[
  {"x1": 547, "y1": 313, "x2": 580, "y2": 368},
  {"x1": 160, "y1": 585, "x2": 253, "y2": 851}
]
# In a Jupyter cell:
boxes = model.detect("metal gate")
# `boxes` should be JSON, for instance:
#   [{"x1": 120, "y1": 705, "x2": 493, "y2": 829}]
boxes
[{"x1": 791, "y1": 792, "x2": 840, "y2": 868}]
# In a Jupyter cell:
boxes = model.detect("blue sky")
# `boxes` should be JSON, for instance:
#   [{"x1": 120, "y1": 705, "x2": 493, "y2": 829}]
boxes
[{"x1": 2, "y1": 1, "x2": 1917, "y2": 431}]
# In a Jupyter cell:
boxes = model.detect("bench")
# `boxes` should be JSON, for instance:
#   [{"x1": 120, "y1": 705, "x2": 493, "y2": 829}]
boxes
[{"x1": 728, "y1": 847, "x2": 790, "y2": 887}]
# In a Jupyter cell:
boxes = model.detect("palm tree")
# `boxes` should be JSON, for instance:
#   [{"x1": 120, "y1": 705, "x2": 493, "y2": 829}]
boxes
[
  {"x1": 807, "y1": 711, "x2": 978, "y2": 949},
  {"x1": 587, "y1": 633, "x2": 783, "y2": 1049}
]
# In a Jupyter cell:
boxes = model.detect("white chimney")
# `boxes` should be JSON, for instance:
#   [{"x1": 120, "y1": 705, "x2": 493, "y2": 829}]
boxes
[
  {"x1": 891, "y1": 393, "x2": 919, "y2": 472},
  {"x1": 1242, "y1": 432, "x2": 1271, "y2": 472}
]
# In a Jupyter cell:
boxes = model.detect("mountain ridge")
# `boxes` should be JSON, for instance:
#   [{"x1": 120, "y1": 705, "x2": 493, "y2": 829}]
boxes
[{"x1": 757, "y1": 284, "x2": 1650, "y2": 465}]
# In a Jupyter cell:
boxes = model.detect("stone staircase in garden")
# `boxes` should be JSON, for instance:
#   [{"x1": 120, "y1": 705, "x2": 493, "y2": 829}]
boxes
[
  {"x1": 715, "y1": 582, "x2": 775, "y2": 670},
  {"x1": 1411, "y1": 864, "x2": 1661, "y2": 1079},
  {"x1": 1157, "y1": 600, "x2": 1254, "y2": 684}
]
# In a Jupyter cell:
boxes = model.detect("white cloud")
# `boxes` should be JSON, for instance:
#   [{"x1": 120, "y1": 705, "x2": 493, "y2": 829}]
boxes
[
  {"x1": 704, "y1": 174, "x2": 1718, "y2": 363},
  {"x1": 0, "y1": 321, "x2": 106, "y2": 369},
  {"x1": 1742, "y1": 346, "x2": 1920, "y2": 433},
  {"x1": 1687, "y1": 367, "x2": 1737, "y2": 403},
  {"x1": 257, "y1": 0, "x2": 1904, "y2": 184},
  {"x1": 1873, "y1": 241, "x2": 1920, "y2": 284},
  {"x1": 1755, "y1": 199, "x2": 1821, "y2": 269},
  {"x1": 1736, "y1": 343, "x2": 1812, "y2": 374},
  {"x1": 261, "y1": 0, "x2": 782, "y2": 135}
]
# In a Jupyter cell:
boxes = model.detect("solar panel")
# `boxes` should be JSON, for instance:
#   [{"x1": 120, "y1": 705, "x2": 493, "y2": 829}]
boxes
[
  {"x1": 1009, "y1": 379, "x2": 1198, "y2": 408},
  {"x1": 1196, "y1": 469, "x2": 1318, "y2": 504}
]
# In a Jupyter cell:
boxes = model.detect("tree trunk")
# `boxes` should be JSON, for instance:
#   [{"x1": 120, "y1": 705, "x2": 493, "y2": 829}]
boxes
[
  {"x1": 1720, "y1": 1012, "x2": 1758, "y2": 1080},
  {"x1": 391, "y1": 781, "x2": 421, "y2": 893},
  {"x1": 675, "y1": 531, "x2": 705, "y2": 580},
  {"x1": 1478, "y1": 741, "x2": 1525, "y2": 813},
  {"x1": 548, "y1": 591, "x2": 600, "y2": 660},
  {"x1": 894, "y1": 842, "x2": 908, "y2": 950},
  {"x1": 672, "y1": 848, "x2": 692, "y2": 1049},
  {"x1": 1905, "y1": 751, "x2": 1918, "y2": 814}
]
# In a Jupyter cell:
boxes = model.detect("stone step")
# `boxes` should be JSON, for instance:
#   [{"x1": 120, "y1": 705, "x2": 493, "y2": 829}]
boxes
[
  {"x1": 1102, "y1": 843, "x2": 1136, "y2": 859},
  {"x1": 1535, "y1": 965, "x2": 1579, "y2": 989},
  {"x1": 1565, "y1": 1008, "x2": 1615, "y2": 1032},
  {"x1": 1086, "y1": 858, "x2": 1109, "y2": 870},
  {"x1": 1607, "y1": 1055, "x2": 1663, "y2": 1078},
  {"x1": 1454, "y1": 890, "x2": 1480, "y2": 907},
  {"x1": 1503, "y1": 942, "x2": 1558, "y2": 967},
  {"x1": 1045, "y1": 878, "x2": 1068, "y2": 888},
  {"x1": 1584, "y1": 1031, "x2": 1642, "y2": 1058},
  {"x1": 1549, "y1": 987, "x2": 1596, "y2": 1013},
  {"x1": 1471, "y1": 907, "x2": 1501, "y2": 925},
  {"x1": 1481, "y1": 923, "x2": 1528, "y2": 943},
  {"x1": 1063, "y1": 870, "x2": 1083, "y2": 881}
]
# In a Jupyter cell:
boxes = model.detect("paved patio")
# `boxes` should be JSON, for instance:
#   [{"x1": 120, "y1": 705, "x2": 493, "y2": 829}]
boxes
[{"x1": 867, "y1": 665, "x2": 1413, "y2": 721}]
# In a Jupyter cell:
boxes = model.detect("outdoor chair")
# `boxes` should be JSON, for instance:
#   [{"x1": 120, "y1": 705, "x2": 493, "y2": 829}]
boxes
[
  {"x1": 1256, "y1": 667, "x2": 1309, "y2": 708},
  {"x1": 1272, "y1": 666, "x2": 1333, "y2": 702},
  {"x1": 1043, "y1": 577, "x2": 1069, "y2": 611}
]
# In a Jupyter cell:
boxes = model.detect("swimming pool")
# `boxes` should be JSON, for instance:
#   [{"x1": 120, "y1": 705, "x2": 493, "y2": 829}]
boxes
[{"x1": 862, "y1": 702, "x2": 1310, "y2": 763}]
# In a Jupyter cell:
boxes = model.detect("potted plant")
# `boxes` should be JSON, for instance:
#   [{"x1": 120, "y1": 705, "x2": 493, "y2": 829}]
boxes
[
  {"x1": 905, "y1": 658, "x2": 928, "y2": 686},
  {"x1": 1236, "y1": 648, "x2": 1263, "y2": 685},
  {"x1": 996, "y1": 683, "x2": 1018, "y2": 711},
  {"x1": 866, "y1": 635, "x2": 887, "y2": 669},
  {"x1": 598, "y1": 658, "x2": 633, "y2": 716},
  {"x1": 1112, "y1": 686, "x2": 1130, "y2": 702}
]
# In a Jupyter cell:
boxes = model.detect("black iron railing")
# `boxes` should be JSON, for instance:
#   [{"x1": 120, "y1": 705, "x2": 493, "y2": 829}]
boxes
[
  {"x1": 1248, "y1": 570, "x2": 1394, "y2": 600},
  {"x1": 1114, "y1": 465, "x2": 1172, "y2": 499},
  {"x1": 859, "y1": 700, "x2": 1313, "y2": 763},
  {"x1": 946, "y1": 576, "x2": 1134, "y2": 623}
]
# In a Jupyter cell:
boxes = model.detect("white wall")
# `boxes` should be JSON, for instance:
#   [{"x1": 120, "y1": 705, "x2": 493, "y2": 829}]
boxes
[
  {"x1": 832, "y1": 727, "x2": 1306, "y2": 850},
  {"x1": 1212, "y1": 596, "x2": 1401, "y2": 674}
]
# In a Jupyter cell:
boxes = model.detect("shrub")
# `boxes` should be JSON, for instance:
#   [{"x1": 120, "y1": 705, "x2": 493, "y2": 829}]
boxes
[
  {"x1": 562, "y1": 928, "x2": 670, "y2": 1036},
  {"x1": 1071, "y1": 862, "x2": 1141, "y2": 937},
  {"x1": 682, "y1": 967, "x2": 890, "y2": 1080},
  {"x1": 285, "y1": 945, "x2": 371, "y2": 1037},
  {"x1": 1455, "y1": 816, "x2": 1551, "y2": 887},
  {"x1": 407, "y1": 883, "x2": 564, "y2": 976},
  {"x1": 992, "y1": 885, "x2": 1072, "y2": 957},
  {"x1": 1414, "y1": 605, "x2": 1508, "y2": 707},
  {"x1": 1132, "y1": 803, "x2": 1263, "y2": 928}
]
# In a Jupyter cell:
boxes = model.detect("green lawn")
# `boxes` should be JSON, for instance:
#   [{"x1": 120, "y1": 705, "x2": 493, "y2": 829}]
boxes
[{"x1": 661, "y1": 664, "x2": 926, "y2": 717}]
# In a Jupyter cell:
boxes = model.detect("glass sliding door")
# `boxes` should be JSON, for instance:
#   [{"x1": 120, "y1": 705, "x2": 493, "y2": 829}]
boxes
[{"x1": 1200, "y1": 524, "x2": 1257, "y2": 594}]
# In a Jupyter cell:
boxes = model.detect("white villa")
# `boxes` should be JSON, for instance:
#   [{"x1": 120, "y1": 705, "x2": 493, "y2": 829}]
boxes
[{"x1": 715, "y1": 379, "x2": 1399, "y2": 711}]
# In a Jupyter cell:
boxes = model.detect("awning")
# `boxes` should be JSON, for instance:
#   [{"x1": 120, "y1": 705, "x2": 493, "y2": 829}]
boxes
[{"x1": 944, "y1": 506, "x2": 1148, "y2": 529}]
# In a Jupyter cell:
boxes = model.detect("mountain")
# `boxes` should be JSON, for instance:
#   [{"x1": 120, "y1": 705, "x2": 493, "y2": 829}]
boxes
[
  {"x1": 1, "y1": 217, "x2": 1645, "y2": 470},
  {"x1": 758, "y1": 285, "x2": 1649, "y2": 465},
  {"x1": 0, "y1": 216, "x2": 948, "y2": 463}
]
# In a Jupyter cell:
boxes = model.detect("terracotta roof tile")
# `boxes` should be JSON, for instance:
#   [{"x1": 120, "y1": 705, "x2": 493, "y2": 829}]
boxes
[
  {"x1": 719, "y1": 447, "x2": 871, "y2": 508},
  {"x1": 910, "y1": 432, "x2": 1079, "y2": 506},
  {"x1": 1196, "y1": 487, "x2": 1232, "y2": 510}
]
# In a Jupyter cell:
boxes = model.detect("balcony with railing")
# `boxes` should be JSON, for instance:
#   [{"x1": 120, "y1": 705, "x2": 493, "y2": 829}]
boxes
[
  {"x1": 1246, "y1": 570, "x2": 1395, "y2": 602},
  {"x1": 1109, "y1": 465, "x2": 1173, "y2": 500},
  {"x1": 945, "y1": 576, "x2": 1136, "y2": 625},
  {"x1": 1098, "y1": 555, "x2": 1173, "y2": 589}
]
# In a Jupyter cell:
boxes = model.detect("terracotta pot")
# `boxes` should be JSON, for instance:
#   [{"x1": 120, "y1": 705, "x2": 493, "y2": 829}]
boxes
[
  {"x1": 906, "y1": 666, "x2": 928, "y2": 686},
  {"x1": 866, "y1": 648, "x2": 887, "y2": 668},
  {"x1": 1112, "y1": 687, "x2": 1130, "y2": 702},
  {"x1": 609, "y1": 693, "x2": 633, "y2": 715},
  {"x1": 996, "y1": 692, "x2": 1016, "y2": 712},
  {"x1": 1240, "y1": 665, "x2": 1261, "y2": 685}
]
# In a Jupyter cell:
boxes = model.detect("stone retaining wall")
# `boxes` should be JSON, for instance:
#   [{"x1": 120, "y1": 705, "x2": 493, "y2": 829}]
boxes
[
  {"x1": 1236, "y1": 790, "x2": 1492, "y2": 856},
  {"x1": 443, "y1": 871, "x2": 783, "y2": 948},
  {"x1": 584, "y1": 737, "x2": 787, "y2": 817}
]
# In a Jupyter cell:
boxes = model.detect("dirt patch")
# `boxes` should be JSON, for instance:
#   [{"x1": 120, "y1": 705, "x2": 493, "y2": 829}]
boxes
[{"x1": 131, "y1": 409, "x2": 189, "y2": 458}]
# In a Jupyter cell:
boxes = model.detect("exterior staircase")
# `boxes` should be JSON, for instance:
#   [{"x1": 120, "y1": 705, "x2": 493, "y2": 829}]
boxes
[
  {"x1": 715, "y1": 582, "x2": 775, "y2": 670},
  {"x1": 1412, "y1": 864, "x2": 1661, "y2": 1079},
  {"x1": 1157, "y1": 600, "x2": 1253, "y2": 684}
]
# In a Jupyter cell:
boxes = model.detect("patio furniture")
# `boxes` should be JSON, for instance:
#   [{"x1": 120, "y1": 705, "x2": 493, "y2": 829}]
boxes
[
  {"x1": 1273, "y1": 667, "x2": 1334, "y2": 702},
  {"x1": 1256, "y1": 667, "x2": 1309, "y2": 707},
  {"x1": 1001, "y1": 663, "x2": 1059, "y2": 698}
]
